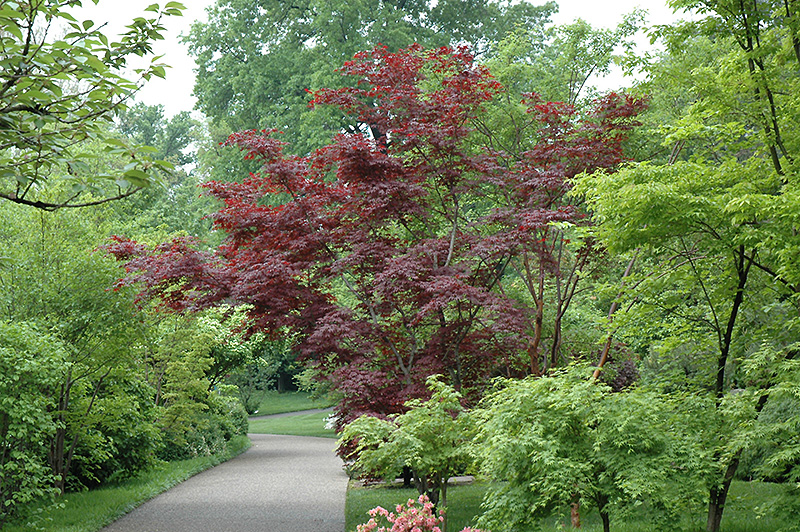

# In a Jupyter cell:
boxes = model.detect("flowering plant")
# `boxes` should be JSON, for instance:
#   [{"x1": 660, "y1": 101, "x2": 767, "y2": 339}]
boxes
[{"x1": 356, "y1": 494, "x2": 485, "y2": 532}]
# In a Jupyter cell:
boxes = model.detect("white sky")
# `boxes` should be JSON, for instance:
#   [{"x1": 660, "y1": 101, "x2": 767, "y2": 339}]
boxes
[{"x1": 73, "y1": 0, "x2": 687, "y2": 117}]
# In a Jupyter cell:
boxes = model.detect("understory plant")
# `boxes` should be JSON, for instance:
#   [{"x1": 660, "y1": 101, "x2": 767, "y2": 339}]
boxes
[
  {"x1": 341, "y1": 376, "x2": 475, "y2": 529},
  {"x1": 474, "y1": 364, "x2": 706, "y2": 532}
]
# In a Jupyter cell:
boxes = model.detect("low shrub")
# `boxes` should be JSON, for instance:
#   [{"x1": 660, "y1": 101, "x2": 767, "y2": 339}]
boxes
[{"x1": 357, "y1": 494, "x2": 484, "y2": 532}]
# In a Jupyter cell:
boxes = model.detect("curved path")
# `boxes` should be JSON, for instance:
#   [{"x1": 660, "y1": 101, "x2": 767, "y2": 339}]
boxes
[{"x1": 101, "y1": 433, "x2": 348, "y2": 532}]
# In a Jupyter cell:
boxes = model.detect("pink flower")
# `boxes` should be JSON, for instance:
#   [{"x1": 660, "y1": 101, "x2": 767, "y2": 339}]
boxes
[{"x1": 356, "y1": 493, "x2": 486, "y2": 532}]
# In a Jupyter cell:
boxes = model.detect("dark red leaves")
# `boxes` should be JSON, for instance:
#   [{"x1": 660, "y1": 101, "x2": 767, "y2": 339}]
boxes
[{"x1": 107, "y1": 45, "x2": 645, "y2": 421}]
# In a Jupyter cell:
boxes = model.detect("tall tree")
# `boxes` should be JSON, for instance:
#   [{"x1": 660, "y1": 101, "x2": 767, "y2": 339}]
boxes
[
  {"x1": 185, "y1": 0, "x2": 556, "y2": 161},
  {"x1": 111, "y1": 103, "x2": 216, "y2": 241},
  {"x1": 575, "y1": 1, "x2": 800, "y2": 530},
  {"x1": 107, "y1": 45, "x2": 645, "y2": 425}
]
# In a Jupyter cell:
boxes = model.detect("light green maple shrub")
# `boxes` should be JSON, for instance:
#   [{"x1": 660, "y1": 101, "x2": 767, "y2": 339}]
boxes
[{"x1": 474, "y1": 364, "x2": 706, "y2": 532}]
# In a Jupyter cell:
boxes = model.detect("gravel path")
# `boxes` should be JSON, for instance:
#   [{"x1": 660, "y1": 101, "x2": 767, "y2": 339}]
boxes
[{"x1": 101, "y1": 433, "x2": 348, "y2": 532}]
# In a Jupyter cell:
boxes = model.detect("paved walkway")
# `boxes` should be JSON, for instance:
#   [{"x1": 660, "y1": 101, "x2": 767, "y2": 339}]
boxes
[{"x1": 101, "y1": 433, "x2": 348, "y2": 532}]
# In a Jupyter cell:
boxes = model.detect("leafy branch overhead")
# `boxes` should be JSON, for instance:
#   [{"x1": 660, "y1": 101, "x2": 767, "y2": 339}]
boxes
[{"x1": 0, "y1": 0, "x2": 185, "y2": 210}]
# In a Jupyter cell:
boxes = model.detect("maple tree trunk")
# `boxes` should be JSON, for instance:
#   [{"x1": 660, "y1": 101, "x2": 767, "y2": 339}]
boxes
[
  {"x1": 788, "y1": 0, "x2": 800, "y2": 67},
  {"x1": 533, "y1": 261, "x2": 546, "y2": 373},
  {"x1": 570, "y1": 499, "x2": 581, "y2": 529},
  {"x1": 402, "y1": 466, "x2": 413, "y2": 488},
  {"x1": 706, "y1": 452, "x2": 740, "y2": 532},
  {"x1": 439, "y1": 473, "x2": 448, "y2": 532},
  {"x1": 600, "y1": 510, "x2": 610, "y2": 532},
  {"x1": 704, "y1": 248, "x2": 753, "y2": 532},
  {"x1": 528, "y1": 302, "x2": 543, "y2": 375},
  {"x1": 706, "y1": 392, "x2": 769, "y2": 532},
  {"x1": 597, "y1": 494, "x2": 610, "y2": 532},
  {"x1": 592, "y1": 251, "x2": 638, "y2": 381},
  {"x1": 550, "y1": 310, "x2": 563, "y2": 369}
]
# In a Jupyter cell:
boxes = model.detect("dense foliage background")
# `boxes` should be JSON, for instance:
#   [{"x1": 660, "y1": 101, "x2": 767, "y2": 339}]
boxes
[{"x1": 2, "y1": 1, "x2": 800, "y2": 531}]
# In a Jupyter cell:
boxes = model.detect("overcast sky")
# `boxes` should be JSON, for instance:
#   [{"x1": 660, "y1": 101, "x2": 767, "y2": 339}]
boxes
[{"x1": 74, "y1": 0, "x2": 687, "y2": 117}]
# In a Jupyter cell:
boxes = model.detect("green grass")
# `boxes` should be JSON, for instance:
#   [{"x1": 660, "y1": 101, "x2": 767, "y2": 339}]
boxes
[
  {"x1": 345, "y1": 480, "x2": 790, "y2": 532},
  {"x1": 5, "y1": 436, "x2": 251, "y2": 532},
  {"x1": 248, "y1": 410, "x2": 337, "y2": 438},
  {"x1": 252, "y1": 390, "x2": 335, "y2": 416}
]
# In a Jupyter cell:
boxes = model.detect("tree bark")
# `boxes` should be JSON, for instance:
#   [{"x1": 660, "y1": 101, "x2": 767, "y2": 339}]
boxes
[
  {"x1": 592, "y1": 251, "x2": 638, "y2": 381},
  {"x1": 597, "y1": 495, "x2": 611, "y2": 532},
  {"x1": 706, "y1": 453, "x2": 741, "y2": 532},
  {"x1": 570, "y1": 491, "x2": 581, "y2": 529}
]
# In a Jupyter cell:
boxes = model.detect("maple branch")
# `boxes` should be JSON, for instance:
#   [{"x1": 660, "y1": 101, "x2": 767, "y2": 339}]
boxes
[
  {"x1": 444, "y1": 196, "x2": 459, "y2": 268},
  {"x1": 339, "y1": 273, "x2": 412, "y2": 379},
  {"x1": 742, "y1": 251, "x2": 800, "y2": 293},
  {"x1": 677, "y1": 237, "x2": 723, "y2": 343},
  {"x1": 592, "y1": 249, "x2": 638, "y2": 381}
]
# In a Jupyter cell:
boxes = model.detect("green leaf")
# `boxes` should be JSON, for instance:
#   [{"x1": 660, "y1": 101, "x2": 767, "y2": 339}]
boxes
[{"x1": 123, "y1": 169, "x2": 151, "y2": 187}]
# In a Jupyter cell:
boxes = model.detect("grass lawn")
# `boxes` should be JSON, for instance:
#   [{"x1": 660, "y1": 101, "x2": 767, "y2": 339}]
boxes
[
  {"x1": 252, "y1": 390, "x2": 335, "y2": 416},
  {"x1": 345, "y1": 479, "x2": 789, "y2": 532},
  {"x1": 248, "y1": 410, "x2": 337, "y2": 438},
  {"x1": 4, "y1": 436, "x2": 251, "y2": 532}
]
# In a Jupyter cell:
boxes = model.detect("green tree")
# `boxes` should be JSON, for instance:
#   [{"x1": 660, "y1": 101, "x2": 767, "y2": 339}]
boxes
[
  {"x1": 186, "y1": 0, "x2": 556, "y2": 164},
  {"x1": 475, "y1": 365, "x2": 705, "y2": 532},
  {"x1": 111, "y1": 103, "x2": 218, "y2": 241},
  {"x1": 116, "y1": 103, "x2": 197, "y2": 166},
  {"x1": 485, "y1": 14, "x2": 642, "y2": 111},
  {"x1": 573, "y1": 2, "x2": 800, "y2": 529},
  {"x1": 340, "y1": 376, "x2": 475, "y2": 531},
  {"x1": 0, "y1": 0, "x2": 183, "y2": 210}
]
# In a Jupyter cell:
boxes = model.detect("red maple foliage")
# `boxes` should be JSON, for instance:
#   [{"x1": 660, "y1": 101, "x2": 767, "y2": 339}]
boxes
[{"x1": 105, "y1": 45, "x2": 645, "y2": 423}]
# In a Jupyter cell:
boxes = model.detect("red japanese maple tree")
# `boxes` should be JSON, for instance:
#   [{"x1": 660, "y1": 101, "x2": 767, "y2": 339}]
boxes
[{"x1": 107, "y1": 45, "x2": 644, "y2": 422}]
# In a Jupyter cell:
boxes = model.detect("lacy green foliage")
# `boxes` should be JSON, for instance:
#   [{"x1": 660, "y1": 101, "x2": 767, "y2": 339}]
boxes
[
  {"x1": 0, "y1": 321, "x2": 66, "y2": 526},
  {"x1": 474, "y1": 365, "x2": 707, "y2": 532},
  {"x1": 735, "y1": 335, "x2": 800, "y2": 493},
  {"x1": 340, "y1": 377, "x2": 475, "y2": 509},
  {"x1": 573, "y1": 6, "x2": 800, "y2": 527},
  {"x1": 0, "y1": 0, "x2": 184, "y2": 210}
]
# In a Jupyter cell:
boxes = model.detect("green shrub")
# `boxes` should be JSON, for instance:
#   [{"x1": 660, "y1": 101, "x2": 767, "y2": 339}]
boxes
[
  {"x1": 474, "y1": 364, "x2": 707, "y2": 532},
  {"x1": 66, "y1": 377, "x2": 161, "y2": 490},
  {"x1": 158, "y1": 386, "x2": 248, "y2": 461},
  {"x1": 340, "y1": 376, "x2": 475, "y2": 524},
  {"x1": 0, "y1": 321, "x2": 66, "y2": 527}
]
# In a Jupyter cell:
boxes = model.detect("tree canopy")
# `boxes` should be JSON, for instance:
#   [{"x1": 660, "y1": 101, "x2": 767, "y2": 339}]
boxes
[
  {"x1": 107, "y1": 44, "x2": 645, "y2": 425},
  {"x1": 186, "y1": 0, "x2": 557, "y2": 157}
]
